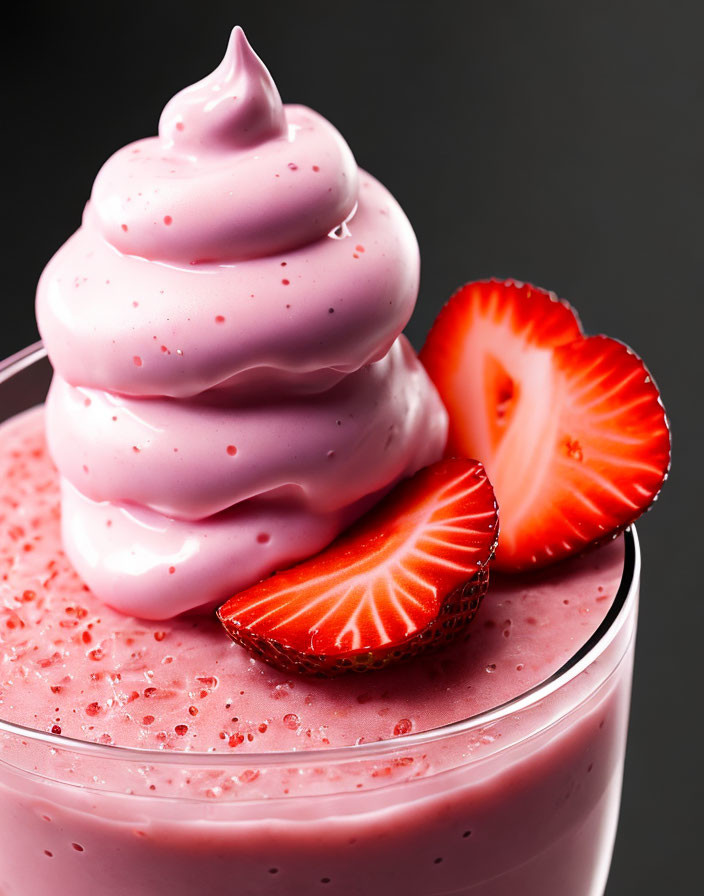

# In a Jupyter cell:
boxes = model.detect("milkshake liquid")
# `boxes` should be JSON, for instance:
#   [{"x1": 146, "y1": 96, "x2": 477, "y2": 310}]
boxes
[
  {"x1": 35, "y1": 27, "x2": 448, "y2": 621},
  {"x1": 0, "y1": 401, "x2": 637, "y2": 896}
]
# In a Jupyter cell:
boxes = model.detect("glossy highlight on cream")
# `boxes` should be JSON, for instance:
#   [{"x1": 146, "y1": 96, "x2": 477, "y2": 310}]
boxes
[{"x1": 36, "y1": 28, "x2": 448, "y2": 618}]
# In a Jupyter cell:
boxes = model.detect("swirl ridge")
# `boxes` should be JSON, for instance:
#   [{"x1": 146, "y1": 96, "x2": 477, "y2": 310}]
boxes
[{"x1": 37, "y1": 27, "x2": 447, "y2": 618}]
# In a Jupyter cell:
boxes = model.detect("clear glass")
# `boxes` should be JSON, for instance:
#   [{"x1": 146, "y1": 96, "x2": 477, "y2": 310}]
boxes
[{"x1": 0, "y1": 344, "x2": 640, "y2": 896}]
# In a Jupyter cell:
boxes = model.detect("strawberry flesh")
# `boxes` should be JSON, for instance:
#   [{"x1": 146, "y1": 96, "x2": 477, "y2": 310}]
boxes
[
  {"x1": 218, "y1": 458, "x2": 498, "y2": 677},
  {"x1": 420, "y1": 279, "x2": 671, "y2": 571}
]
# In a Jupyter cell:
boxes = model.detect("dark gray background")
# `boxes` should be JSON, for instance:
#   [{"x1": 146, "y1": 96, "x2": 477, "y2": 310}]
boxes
[{"x1": 2, "y1": 1, "x2": 701, "y2": 891}]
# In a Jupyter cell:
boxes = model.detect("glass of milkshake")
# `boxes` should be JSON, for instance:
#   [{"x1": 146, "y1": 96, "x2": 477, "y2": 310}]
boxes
[
  {"x1": 0, "y1": 349, "x2": 638, "y2": 894},
  {"x1": 0, "y1": 26, "x2": 667, "y2": 896}
]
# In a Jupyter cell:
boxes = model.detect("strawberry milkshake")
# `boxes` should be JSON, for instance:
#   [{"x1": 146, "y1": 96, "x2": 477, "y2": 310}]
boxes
[{"x1": 0, "y1": 26, "x2": 669, "y2": 896}]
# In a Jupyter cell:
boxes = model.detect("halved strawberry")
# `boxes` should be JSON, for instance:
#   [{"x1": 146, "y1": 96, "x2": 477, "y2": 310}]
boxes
[
  {"x1": 218, "y1": 458, "x2": 498, "y2": 677},
  {"x1": 420, "y1": 279, "x2": 671, "y2": 571}
]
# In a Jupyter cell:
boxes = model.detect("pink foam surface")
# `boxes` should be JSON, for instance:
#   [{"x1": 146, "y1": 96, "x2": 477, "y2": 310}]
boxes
[{"x1": 0, "y1": 407, "x2": 624, "y2": 753}]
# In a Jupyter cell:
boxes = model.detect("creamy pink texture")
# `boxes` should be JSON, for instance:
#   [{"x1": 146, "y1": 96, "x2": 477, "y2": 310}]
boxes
[
  {"x1": 0, "y1": 408, "x2": 635, "y2": 896},
  {"x1": 36, "y1": 28, "x2": 447, "y2": 618},
  {"x1": 0, "y1": 408, "x2": 625, "y2": 753}
]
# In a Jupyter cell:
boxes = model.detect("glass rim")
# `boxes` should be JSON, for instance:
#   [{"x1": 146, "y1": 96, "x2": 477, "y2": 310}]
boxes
[{"x1": 0, "y1": 341, "x2": 640, "y2": 767}]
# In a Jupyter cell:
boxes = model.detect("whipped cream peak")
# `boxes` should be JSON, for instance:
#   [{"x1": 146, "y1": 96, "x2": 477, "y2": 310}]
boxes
[
  {"x1": 37, "y1": 28, "x2": 448, "y2": 618},
  {"x1": 87, "y1": 26, "x2": 359, "y2": 265},
  {"x1": 159, "y1": 27, "x2": 287, "y2": 156}
]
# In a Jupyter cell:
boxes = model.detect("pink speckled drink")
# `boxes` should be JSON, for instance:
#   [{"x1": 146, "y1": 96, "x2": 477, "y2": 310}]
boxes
[
  {"x1": 1, "y1": 26, "x2": 652, "y2": 896},
  {"x1": 0, "y1": 347, "x2": 638, "y2": 896}
]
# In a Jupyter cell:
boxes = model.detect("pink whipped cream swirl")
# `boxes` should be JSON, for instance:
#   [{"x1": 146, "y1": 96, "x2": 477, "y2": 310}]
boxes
[{"x1": 36, "y1": 27, "x2": 448, "y2": 619}]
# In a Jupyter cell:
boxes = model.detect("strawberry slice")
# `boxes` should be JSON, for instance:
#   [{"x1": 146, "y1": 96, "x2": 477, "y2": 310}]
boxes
[
  {"x1": 420, "y1": 279, "x2": 671, "y2": 571},
  {"x1": 218, "y1": 458, "x2": 498, "y2": 676}
]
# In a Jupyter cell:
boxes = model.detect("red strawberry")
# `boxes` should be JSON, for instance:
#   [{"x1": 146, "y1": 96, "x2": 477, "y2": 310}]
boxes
[
  {"x1": 420, "y1": 279, "x2": 671, "y2": 571},
  {"x1": 218, "y1": 458, "x2": 498, "y2": 677}
]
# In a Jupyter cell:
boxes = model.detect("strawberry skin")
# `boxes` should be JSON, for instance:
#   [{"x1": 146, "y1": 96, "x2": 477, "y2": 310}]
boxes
[
  {"x1": 420, "y1": 279, "x2": 671, "y2": 571},
  {"x1": 218, "y1": 458, "x2": 498, "y2": 677}
]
